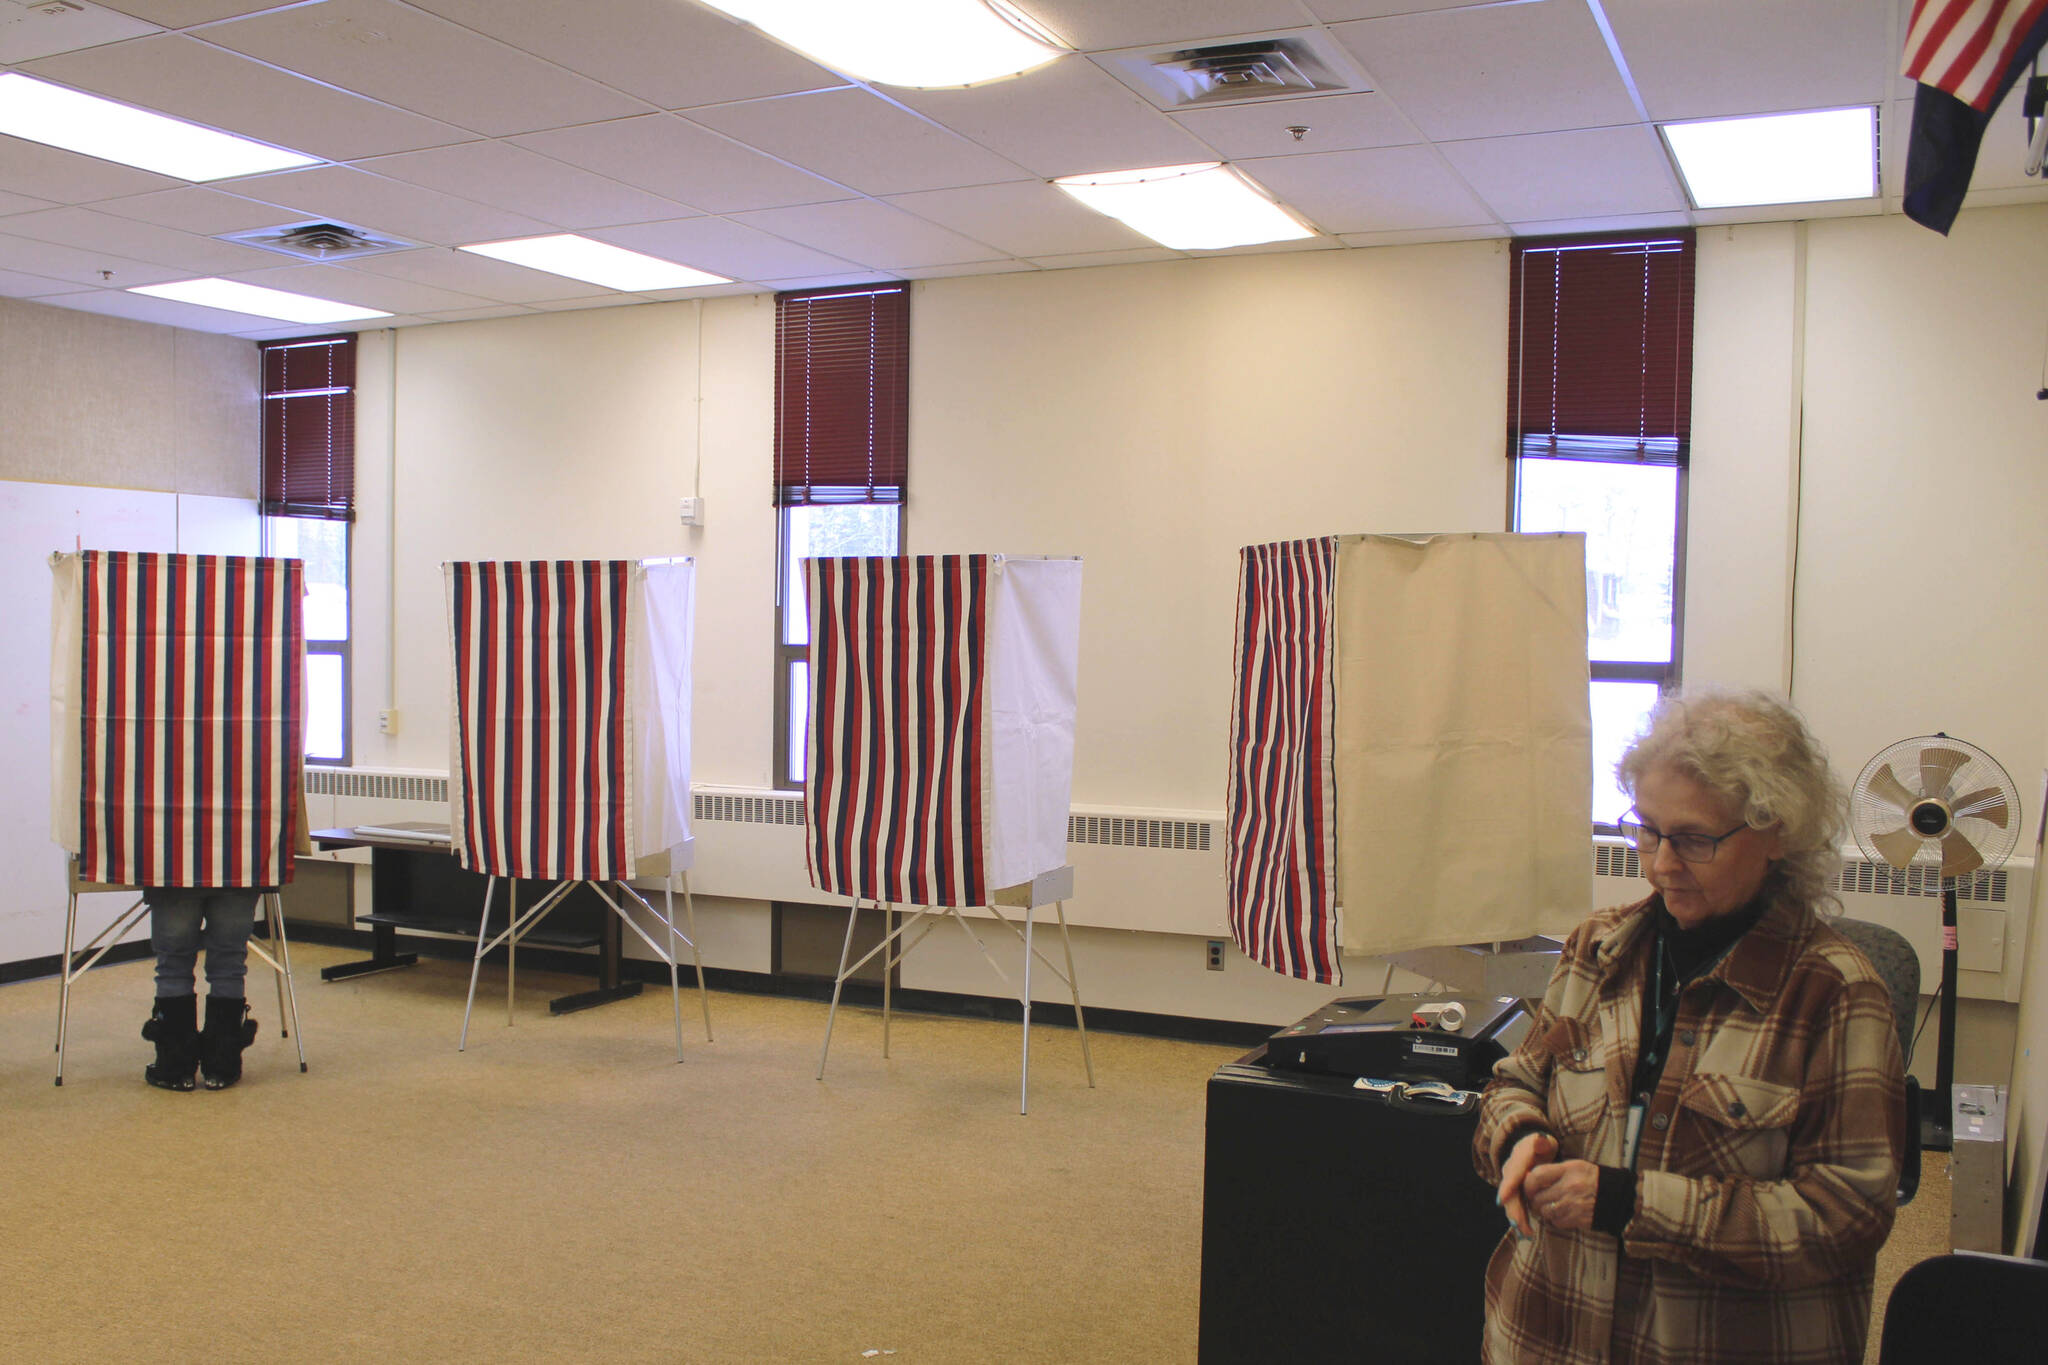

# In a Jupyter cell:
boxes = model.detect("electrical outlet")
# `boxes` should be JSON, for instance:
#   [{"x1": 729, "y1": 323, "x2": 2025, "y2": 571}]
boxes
[
  {"x1": 377, "y1": 708, "x2": 398, "y2": 736},
  {"x1": 679, "y1": 496, "x2": 704, "y2": 526},
  {"x1": 1206, "y1": 939, "x2": 1226, "y2": 971}
]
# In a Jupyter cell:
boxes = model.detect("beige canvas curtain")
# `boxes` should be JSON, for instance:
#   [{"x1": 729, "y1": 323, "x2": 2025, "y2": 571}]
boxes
[{"x1": 1332, "y1": 533, "x2": 1592, "y2": 955}]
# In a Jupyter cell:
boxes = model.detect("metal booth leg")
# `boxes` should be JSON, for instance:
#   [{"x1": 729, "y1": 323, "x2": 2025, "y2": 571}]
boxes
[
  {"x1": 1020, "y1": 902, "x2": 1034, "y2": 1116},
  {"x1": 816, "y1": 898, "x2": 862, "y2": 1080},
  {"x1": 54, "y1": 891, "x2": 78, "y2": 1086},
  {"x1": 459, "y1": 876, "x2": 499, "y2": 1052},
  {"x1": 1055, "y1": 900, "x2": 1094, "y2": 1088}
]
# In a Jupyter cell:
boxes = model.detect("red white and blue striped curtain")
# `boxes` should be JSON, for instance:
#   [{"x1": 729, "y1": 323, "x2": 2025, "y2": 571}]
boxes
[
  {"x1": 1226, "y1": 538, "x2": 1342, "y2": 985},
  {"x1": 76, "y1": 551, "x2": 304, "y2": 888},
  {"x1": 805, "y1": 555, "x2": 990, "y2": 908},
  {"x1": 447, "y1": 560, "x2": 634, "y2": 881}
]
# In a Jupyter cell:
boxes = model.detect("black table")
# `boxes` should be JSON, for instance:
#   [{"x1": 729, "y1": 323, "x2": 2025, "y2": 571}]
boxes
[
  {"x1": 310, "y1": 828, "x2": 642, "y2": 1014},
  {"x1": 1198, "y1": 1044, "x2": 1507, "y2": 1364}
]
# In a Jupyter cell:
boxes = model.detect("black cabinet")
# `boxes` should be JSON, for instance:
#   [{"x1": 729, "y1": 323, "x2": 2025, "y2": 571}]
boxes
[{"x1": 1199, "y1": 1046, "x2": 1507, "y2": 1364}]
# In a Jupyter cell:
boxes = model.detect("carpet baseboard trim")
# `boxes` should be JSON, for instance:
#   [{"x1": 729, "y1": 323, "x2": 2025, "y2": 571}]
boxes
[{"x1": 1, "y1": 940, "x2": 153, "y2": 987}]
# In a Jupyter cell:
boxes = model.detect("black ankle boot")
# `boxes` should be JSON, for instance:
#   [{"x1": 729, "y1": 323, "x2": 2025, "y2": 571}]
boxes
[
  {"x1": 142, "y1": 995, "x2": 198, "y2": 1091},
  {"x1": 199, "y1": 994, "x2": 257, "y2": 1090}
]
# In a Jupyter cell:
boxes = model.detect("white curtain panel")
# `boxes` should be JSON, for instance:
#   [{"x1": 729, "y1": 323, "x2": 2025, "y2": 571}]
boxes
[{"x1": 983, "y1": 555, "x2": 1083, "y2": 893}]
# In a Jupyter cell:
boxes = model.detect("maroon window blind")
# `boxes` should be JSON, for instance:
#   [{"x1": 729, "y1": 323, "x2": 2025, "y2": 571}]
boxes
[
  {"x1": 1507, "y1": 230, "x2": 1696, "y2": 464},
  {"x1": 260, "y1": 333, "x2": 356, "y2": 520},
  {"x1": 774, "y1": 284, "x2": 909, "y2": 505}
]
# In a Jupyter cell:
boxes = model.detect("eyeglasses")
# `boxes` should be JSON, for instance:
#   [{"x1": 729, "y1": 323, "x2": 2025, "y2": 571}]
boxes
[{"x1": 1616, "y1": 811, "x2": 1750, "y2": 864}]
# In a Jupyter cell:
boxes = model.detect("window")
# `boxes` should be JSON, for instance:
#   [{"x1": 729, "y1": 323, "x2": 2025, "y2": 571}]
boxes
[
  {"x1": 1507, "y1": 232, "x2": 1695, "y2": 825},
  {"x1": 259, "y1": 333, "x2": 356, "y2": 764},
  {"x1": 772, "y1": 284, "x2": 910, "y2": 790}
]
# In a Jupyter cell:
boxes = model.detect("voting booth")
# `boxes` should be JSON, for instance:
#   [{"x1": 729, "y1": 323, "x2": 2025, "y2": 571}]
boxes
[
  {"x1": 47, "y1": 550, "x2": 310, "y2": 1083},
  {"x1": 444, "y1": 557, "x2": 709, "y2": 1058},
  {"x1": 804, "y1": 553, "x2": 1087, "y2": 1111},
  {"x1": 1226, "y1": 532, "x2": 1593, "y2": 985}
]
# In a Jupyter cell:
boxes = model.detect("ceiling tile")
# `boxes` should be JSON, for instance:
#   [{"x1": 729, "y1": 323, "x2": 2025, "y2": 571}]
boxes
[
  {"x1": 1026, "y1": 247, "x2": 1184, "y2": 270},
  {"x1": 1335, "y1": 223, "x2": 1506, "y2": 249},
  {"x1": 592, "y1": 216, "x2": 859, "y2": 284},
  {"x1": 688, "y1": 89, "x2": 1031, "y2": 197},
  {"x1": 339, "y1": 246, "x2": 604, "y2": 304},
  {"x1": 513, "y1": 115, "x2": 849, "y2": 215},
  {"x1": 1329, "y1": 4, "x2": 1639, "y2": 140},
  {"x1": 0, "y1": 230, "x2": 187, "y2": 287},
  {"x1": 201, "y1": 0, "x2": 649, "y2": 136},
  {"x1": 355, "y1": 142, "x2": 689, "y2": 230},
  {"x1": 1441, "y1": 125, "x2": 1685, "y2": 223},
  {"x1": 728, "y1": 199, "x2": 1003, "y2": 271},
  {"x1": 899, "y1": 260, "x2": 1041, "y2": 281},
  {"x1": 24, "y1": 34, "x2": 473, "y2": 162},
  {"x1": 1022, "y1": 2, "x2": 1312, "y2": 50},
  {"x1": 0, "y1": 133, "x2": 180, "y2": 203},
  {"x1": 91, "y1": 187, "x2": 302, "y2": 235},
  {"x1": 226, "y1": 165, "x2": 554, "y2": 246},
  {"x1": 1306, "y1": 0, "x2": 1502, "y2": 18},
  {"x1": 525, "y1": 294, "x2": 645, "y2": 312},
  {"x1": 1502, "y1": 211, "x2": 1693, "y2": 237},
  {"x1": 1239, "y1": 144, "x2": 1496, "y2": 233},
  {"x1": 0, "y1": 1, "x2": 157, "y2": 63},
  {"x1": 0, "y1": 264, "x2": 77, "y2": 297},
  {"x1": 0, "y1": 206, "x2": 290, "y2": 274},
  {"x1": 897, "y1": 59, "x2": 1216, "y2": 178},
  {"x1": 1605, "y1": 0, "x2": 1891, "y2": 122},
  {"x1": 92, "y1": 3, "x2": 285, "y2": 26},
  {"x1": 1171, "y1": 92, "x2": 1423, "y2": 159},
  {"x1": 883, "y1": 181, "x2": 1152, "y2": 256},
  {"x1": 418, "y1": 305, "x2": 539, "y2": 323},
  {"x1": 406, "y1": 0, "x2": 845, "y2": 109},
  {"x1": 0, "y1": 188, "x2": 58, "y2": 216},
  {"x1": 756, "y1": 271, "x2": 905, "y2": 291},
  {"x1": 17, "y1": 284, "x2": 296, "y2": 332},
  {"x1": 225, "y1": 262, "x2": 491, "y2": 314}
]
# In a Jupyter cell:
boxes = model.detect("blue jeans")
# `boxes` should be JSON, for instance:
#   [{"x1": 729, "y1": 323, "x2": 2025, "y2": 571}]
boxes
[{"x1": 147, "y1": 889, "x2": 259, "y2": 999}]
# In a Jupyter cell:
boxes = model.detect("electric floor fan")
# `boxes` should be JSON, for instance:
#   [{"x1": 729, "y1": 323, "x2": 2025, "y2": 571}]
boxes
[{"x1": 1848, "y1": 735, "x2": 2020, "y2": 1149}]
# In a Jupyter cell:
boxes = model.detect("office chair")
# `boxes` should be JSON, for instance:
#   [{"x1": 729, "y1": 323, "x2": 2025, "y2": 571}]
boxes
[
  {"x1": 1835, "y1": 916, "x2": 1921, "y2": 1205},
  {"x1": 1876, "y1": 1252, "x2": 2048, "y2": 1362}
]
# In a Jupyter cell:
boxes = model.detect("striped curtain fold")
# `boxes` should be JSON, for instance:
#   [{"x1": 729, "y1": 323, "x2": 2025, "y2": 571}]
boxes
[
  {"x1": 76, "y1": 552, "x2": 304, "y2": 889},
  {"x1": 1225, "y1": 538, "x2": 1342, "y2": 985},
  {"x1": 804, "y1": 554, "x2": 990, "y2": 908},
  {"x1": 447, "y1": 560, "x2": 636, "y2": 881}
]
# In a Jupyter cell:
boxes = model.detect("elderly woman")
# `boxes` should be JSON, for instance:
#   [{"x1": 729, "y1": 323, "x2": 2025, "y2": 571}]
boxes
[{"x1": 1473, "y1": 691, "x2": 1905, "y2": 1364}]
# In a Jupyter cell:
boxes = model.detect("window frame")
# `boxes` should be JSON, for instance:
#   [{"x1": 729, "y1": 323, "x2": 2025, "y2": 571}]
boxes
[
  {"x1": 259, "y1": 331, "x2": 356, "y2": 766},
  {"x1": 771, "y1": 505, "x2": 905, "y2": 792},
  {"x1": 1506, "y1": 230, "x2": 1695, "y2": 832},
  {"x1": 771, "y1": 283, "x2": 911, "y2": 793}
]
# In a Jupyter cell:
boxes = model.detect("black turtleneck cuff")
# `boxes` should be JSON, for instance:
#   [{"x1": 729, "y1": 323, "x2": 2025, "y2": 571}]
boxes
[{"x1": 1593, "y1": 1165, "x2": 1637, "y2": 1236}]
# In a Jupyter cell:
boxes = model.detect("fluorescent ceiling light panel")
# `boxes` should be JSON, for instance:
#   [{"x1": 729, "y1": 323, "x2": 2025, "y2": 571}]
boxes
[
  {"x1": 1661, "y1": 107, "x2": 1876, "y2": 209},
  {"x1": 699, "y1": 0, "x2": 1064, "y2": 87},
  {"x1": 459, "y1": 234, "x2": 730, "y2": 292},
  {"x1": 0, "y1": 73, "x2": 317, "y2": 181},
  {"x1": 128, "y1": 278, "x2": 390, "y2": 325},
  {"x1": 1054, "y1": 163, "x2": 1316, "y2": 251}
]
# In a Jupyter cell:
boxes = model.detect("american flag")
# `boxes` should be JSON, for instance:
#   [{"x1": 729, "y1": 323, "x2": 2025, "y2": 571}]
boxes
[{"x1": 1901, "y1": 0, "x2": 2048, "y2": 232}]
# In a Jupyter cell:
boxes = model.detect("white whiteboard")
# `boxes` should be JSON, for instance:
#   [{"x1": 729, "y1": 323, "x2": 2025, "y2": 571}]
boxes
[{"x1": 0, "y1": 481, "x2": 259, "y2": 965}]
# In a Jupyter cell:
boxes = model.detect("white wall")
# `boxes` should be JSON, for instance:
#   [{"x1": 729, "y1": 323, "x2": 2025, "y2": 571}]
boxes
[{"x1": 323, "y1": 207, "x2": 2048, "y2": 1028}]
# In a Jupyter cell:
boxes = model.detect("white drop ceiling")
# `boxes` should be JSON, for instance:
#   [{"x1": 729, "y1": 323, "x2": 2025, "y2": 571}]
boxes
[{"x1": 0, "y1": 0, "x2": 2039, "y2": 339}]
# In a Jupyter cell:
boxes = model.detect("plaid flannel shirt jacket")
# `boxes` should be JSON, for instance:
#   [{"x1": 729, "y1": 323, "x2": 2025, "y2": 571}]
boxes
[{"x1": 1472, "y1": 888, "x2": 1906, "y2": 1364}]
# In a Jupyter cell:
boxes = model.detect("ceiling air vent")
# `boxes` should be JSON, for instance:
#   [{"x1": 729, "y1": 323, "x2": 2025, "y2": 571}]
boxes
[
  {"x1": 220, "y1": 219, "x2": 417, "y2": 262},
  {"x1": 1093, "y1": 30, "x2": 1364, "y2": 111}
]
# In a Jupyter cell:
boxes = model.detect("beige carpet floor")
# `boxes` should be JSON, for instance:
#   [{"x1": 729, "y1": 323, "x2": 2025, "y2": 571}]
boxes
[{"x1": 2, "y1": 943, "x2": 1951, "y2": 1363}]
